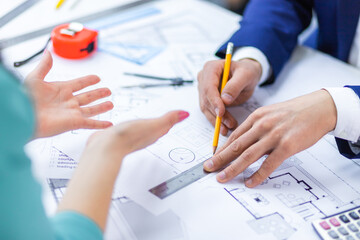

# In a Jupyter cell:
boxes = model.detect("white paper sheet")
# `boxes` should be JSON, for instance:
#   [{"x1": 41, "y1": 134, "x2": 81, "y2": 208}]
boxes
[{"x1": 4, "y1": 0, "x2": 360, "y2": 239}]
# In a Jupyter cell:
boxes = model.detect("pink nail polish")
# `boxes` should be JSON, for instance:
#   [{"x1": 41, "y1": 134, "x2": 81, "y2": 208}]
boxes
[{"x1": 178, "y1": 111, "x2": 189, "y2": 121}]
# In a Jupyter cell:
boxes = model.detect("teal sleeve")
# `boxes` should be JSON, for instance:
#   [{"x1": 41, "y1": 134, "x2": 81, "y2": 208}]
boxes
[
  {"x1": 0, "y1": 64, "x2": 103, "y2": 240},
  {"x1": 52, "y1": 212, "x2": 103, "y2": 240}
]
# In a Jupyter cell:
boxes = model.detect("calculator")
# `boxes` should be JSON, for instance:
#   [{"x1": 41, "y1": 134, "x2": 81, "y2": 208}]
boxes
[{"x1": 312, "y1": 206, "x2": 360, "y2": 239}]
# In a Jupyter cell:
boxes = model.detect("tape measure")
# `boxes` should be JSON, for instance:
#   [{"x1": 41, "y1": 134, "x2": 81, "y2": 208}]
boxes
[
  {"x1": 14, "y1": 22, "x2": 97, "y2": 67},
  {"x1": 149, "y1": 159, "x2": 210, "y2": 199},
  {"x1": 52, "y1": 22, "x2": 98, "y2": 59}
]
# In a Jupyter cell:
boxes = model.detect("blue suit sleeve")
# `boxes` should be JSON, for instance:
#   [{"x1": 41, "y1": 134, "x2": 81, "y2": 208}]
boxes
[
  {"x1": 216, "y1": 0, "x2": 313, "y2": 81},
  {"x1": 335, "y1": 85, "x2": 360, "y2": 159}
]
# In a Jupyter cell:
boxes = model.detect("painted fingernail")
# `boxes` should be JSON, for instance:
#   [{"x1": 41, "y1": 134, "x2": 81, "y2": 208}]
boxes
[
  {"x1": 245, "y1": 179, "x2": 253, "y2": 187},
  {"x1": 215, "y1": 108, "x2": 219, "y2": 116},
  {"x1": 217, "y1": 171, "x2": 226, "y2": 180},
  {"x1": 204, "y1": 159, "x2": 213, "y2": 170},
  {"x1": 178, "y1": 111, "x2": 190, "y2": 121},
  {"x1": 222, "y1": 93, "x2": 233, "y2": 103}
]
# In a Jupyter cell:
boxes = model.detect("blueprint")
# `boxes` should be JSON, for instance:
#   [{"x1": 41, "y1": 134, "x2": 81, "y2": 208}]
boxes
[
  {"x1": 47, "y1": 178, "x2": 186, "y2": 240},
  {"x1": 8, "y1": 0, "x2": 360, "y2": 239}
]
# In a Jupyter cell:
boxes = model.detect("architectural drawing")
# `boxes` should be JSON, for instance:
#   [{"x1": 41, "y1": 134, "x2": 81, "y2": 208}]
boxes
[
  {"x1": 47, "y1": 179, "x2": 186, "y2": 240},
  {"x1": 168, "y1": 148, "x2": 195, "y2": 164},
  {"x1": 222, "y1": 152, "x2": 360, "y2": 239},
  {"x1": 96, "y1": 11, "x2": 214, "y2": 65}
]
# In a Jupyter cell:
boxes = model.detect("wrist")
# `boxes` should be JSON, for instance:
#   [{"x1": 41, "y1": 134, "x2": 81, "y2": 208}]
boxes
[{"x1": 318, "y1": 89, "x2": 337, "y2": 132}]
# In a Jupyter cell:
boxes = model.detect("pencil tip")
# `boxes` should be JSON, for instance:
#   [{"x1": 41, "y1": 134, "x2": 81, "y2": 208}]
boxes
[{"x1": 213, "y1": 146, "x2": 217, "y2": 155}]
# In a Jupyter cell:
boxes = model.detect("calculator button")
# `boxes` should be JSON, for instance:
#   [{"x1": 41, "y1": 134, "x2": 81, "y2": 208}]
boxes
[
  {"x1": 328, "y1": 230, "x2": 340, "y2": 239},
  {"x1": 338, "y1": 226, "x2": 350, "y2": 235},
  {"x1": 350, "y1": 212, "x2": 360, "y2": 220},
  {"x1": 348, "y1": 223, "x2": 359, "y2": 232},
  {"x1": 340, "y1": 215, "x2": 351, "y2": 223},
  {"x1": 346, "y1": 236, "x2": 356, "y2": 240},
  {"x1": 356, "y1": 232, "x2": 360, "y2": 239},
  {"x1": 320, "y1": 221, "x2": 331, "y2": 230},
  {"x1": 330, "y1": 218, "x2": 341, "y2": 227}
]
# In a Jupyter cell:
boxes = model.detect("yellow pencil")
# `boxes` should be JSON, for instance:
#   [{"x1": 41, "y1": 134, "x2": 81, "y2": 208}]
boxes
[
  {"x1": 56, "y1": 0, "x2": 66, "y2": 9},
  {"x1": 212, "y1": 42, "x2": 234, "y2": 154}
]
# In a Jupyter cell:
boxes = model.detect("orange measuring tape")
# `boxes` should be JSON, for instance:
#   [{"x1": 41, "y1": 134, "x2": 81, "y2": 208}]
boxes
[
  {"x1": 14, "y1": 22, "x2": 98, "y2": 67},
  {"x1": 52, "y1": 22, "x2": 98, "y2": 59}
]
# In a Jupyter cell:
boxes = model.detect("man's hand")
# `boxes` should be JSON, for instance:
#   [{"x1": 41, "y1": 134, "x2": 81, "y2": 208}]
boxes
[
  {"x1": 197, "y1": 58, "x2": 262, "y2": 135},
  {"x1": 203, "y1": 90, "x2": 337, "y2": 188},
  {"x1": 25, "y1": 51, "x2": 114, "y2": 138}
]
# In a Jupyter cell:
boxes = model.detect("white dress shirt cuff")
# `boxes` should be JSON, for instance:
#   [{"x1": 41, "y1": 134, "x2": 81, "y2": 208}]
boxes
[
  {"x1": 232, "y1": 47, "x2": 271, "y2": 84},
  {"x1": 323, "y1": 87, "x2": 360, "y2": 142}
]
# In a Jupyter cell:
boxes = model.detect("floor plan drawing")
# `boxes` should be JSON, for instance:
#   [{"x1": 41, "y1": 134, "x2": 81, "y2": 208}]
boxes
[
  {"x1": 47, "y1": 178, "x2": 186, "y2": 240},
  {"x1": 221, "y1": 150, "x2": 360, "y2": 239}
]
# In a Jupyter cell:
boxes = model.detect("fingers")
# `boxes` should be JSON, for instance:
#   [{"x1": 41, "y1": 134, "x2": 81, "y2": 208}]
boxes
[
  {"x1": 27, "y1": 50, "x2": 53, "y2": 81},
  {"x1": 215, "y1": 136, "x2": 275, "y2": 183},
  {"x1": 118, "y1": 110, "x2": 190, "y2": 154},
  {"x1": 148, "y1": 110, "x2": 190, "y2": 138},
  {"x1": 81, "y1": 119, "x2": 113, "y2": 130},
  {"x1": 202, "y1": 108, "x2": 229, "y2": 136},
  {"x1": 81, "y1": 101, "x2": 114, "y2": 117},
  {"x1": 245, "y1": 148, "x2": 289, "y2": 188},
  {"x1": 64, "y1": 75, "x2": 101, "y2": 93},
  {"x1": 198, "y1": 61, "x2": 226, "y2": 117},
  {"x1": 75, "y1": 88, "x2": 111, "y2": 106},
  {"x1": 221, "y1": 66, "x2": 252, "y2": 105},
  {"x1": 204, "y1": 122, "x2": 258, "y2": 172}
]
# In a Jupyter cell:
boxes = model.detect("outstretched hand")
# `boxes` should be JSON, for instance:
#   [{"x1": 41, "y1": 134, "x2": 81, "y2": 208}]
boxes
[{"x1": 25, "y1": 51, "x2": 114, "y2": 138}]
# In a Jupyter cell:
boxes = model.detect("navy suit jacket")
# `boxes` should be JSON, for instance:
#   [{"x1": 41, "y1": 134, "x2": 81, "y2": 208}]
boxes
[{"x1": 216, "y1": 0, "x2": 360, "y2": 158}]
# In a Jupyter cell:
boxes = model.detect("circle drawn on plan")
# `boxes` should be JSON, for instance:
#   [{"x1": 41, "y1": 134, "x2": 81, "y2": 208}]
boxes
[{"x1": 169, "y1": 148, "x2": 195, "y2": 164}]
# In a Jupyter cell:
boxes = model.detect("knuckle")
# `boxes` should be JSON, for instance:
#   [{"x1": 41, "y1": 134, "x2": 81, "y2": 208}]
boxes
[
  {"x1": 241, "y1": 150, "x2": 254, "y2": 163},
  {"x1": 269, "y1": 127, "x2": 283, "y2": 140},
  {"x1": 225, "y1": 163, "x2": 239, "y2": 177},
  {"x1": 227, "y1": 132, "x2": 237, "y2": 143},
  {"x1": 204, "y1": 60, "x2": 216, "y2": 69},
  {"x1": 256, "y1": 120, "x2": 272, "y2": 131},
  {"x1": 256, "y1": 166, "x2": 271, "y2": 181},
  {"x1": 230, "y1": 140, "x2": 243, "y2": 153},
  {"x1": 250, "y1": 107, "x2": 265, "y2": 121},
  {"x1": 279, "y1": 137, "x2": 294, "y2": 153},
  {"x1": 216, "y1": 152, "x2": 227, "y2": 165}
]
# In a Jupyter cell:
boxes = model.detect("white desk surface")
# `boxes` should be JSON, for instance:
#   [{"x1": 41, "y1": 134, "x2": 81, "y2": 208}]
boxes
[{"x1": 2, "y1": 1, "x2": 360, "y2": 240}]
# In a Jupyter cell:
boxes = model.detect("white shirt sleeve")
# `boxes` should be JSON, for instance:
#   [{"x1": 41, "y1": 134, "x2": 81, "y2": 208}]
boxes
[
  {"x1": 323, "y1": 87, "x2": 360, "y2": 142},
  {"x1": 232, "y1": 47, "x2": 272, "y2": 84}
]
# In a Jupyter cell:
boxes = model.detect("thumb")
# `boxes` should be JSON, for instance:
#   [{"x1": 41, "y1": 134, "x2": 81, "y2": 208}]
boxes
[{"x1": 28, "y1": 50, "x2": 53, "y2": 81}]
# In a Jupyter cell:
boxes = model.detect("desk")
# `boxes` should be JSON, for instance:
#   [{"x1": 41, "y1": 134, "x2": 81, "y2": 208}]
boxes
[{"x1": 2, "y1": 1, "x2": 360, "y2": 240}]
